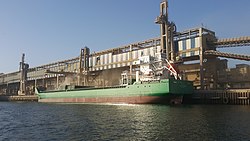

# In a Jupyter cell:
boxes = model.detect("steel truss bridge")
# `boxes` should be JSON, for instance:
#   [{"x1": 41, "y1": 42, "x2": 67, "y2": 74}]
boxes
[{"x1": 205, "y1": 36, "x2": 250, "y2": 61}]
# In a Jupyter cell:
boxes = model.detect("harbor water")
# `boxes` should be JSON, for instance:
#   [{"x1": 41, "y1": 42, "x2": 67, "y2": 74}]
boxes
[{"x1": 0, "y1": 102, "x2": 250, "y2": 141}]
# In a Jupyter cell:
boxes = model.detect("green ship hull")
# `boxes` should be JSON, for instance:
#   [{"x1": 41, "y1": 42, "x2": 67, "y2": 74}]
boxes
[{"x1": 36, "y1": 79, "x2": 193, "y2": 104}]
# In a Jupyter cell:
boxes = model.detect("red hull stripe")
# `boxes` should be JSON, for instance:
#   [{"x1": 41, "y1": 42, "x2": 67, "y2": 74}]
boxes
[{"x1": 38, "y1": 96, "x2": 182, "y2": 104}]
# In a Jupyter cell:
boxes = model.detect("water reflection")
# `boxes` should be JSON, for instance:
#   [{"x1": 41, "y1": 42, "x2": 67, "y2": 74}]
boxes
[{"x1": 0, "y1": 103, "x2": 250, "y2": 141}]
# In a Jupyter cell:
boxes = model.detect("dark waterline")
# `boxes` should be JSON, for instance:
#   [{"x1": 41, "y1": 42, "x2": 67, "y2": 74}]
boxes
[{"x1": 0, "y1": 102, "x2": 250, "y2": 141}]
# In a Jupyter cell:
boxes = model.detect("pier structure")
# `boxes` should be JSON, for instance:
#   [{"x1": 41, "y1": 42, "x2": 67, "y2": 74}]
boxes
[
  {"x1": 0, "y1": 0, "x2": 249, "y2": 103},
  {"x1": 192, "y1": 89, "x2": 250, "y2": 105}
]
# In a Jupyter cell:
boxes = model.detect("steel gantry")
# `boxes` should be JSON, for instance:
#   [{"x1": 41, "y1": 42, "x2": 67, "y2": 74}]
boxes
[
  {"x1": 204, "y1": 36, "x2": 250, "y2": 61},
  {"x1": 215, "y1": 36, "x2": 250, "y2": 48}
]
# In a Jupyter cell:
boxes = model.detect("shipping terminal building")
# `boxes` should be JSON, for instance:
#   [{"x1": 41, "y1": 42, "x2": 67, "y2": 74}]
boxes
[{"x1": 0, "y1": 0, "x2": 250, "y2": 97}]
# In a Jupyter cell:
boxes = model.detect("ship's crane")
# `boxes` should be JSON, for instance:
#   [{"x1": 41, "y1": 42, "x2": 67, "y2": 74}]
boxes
[
  {"x1": 162, "y1": 59, "x2": 181, "y2": 80},
  {"x1": 153, "y1": 58, "x2": 181, "y2": 80}
]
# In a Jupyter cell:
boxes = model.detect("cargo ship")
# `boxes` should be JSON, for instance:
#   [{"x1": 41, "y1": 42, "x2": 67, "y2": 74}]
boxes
[{"x1": 36, "y1": 53, "x2": 194, "y2": 104}]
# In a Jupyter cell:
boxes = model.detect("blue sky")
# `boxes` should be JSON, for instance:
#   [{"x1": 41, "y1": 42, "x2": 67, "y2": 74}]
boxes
[{"x1": 0, "y1": 0, "x2": 249, "y2": 73}]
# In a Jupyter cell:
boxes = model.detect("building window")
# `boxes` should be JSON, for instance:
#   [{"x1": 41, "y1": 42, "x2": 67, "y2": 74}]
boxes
[
  {"x1": 182, "y1": 40, "x2": 186, "y2": 50},
  {"x1": 191, "y1": 38, "x2": 195, "y2": 48},
  {"x1": 174, "y1": 41, "x2": 179, "y2": 51}
]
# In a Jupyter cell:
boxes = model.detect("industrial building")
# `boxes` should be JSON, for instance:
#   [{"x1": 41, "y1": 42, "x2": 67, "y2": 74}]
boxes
[
  {"x1": 0, "y1": 0, "x2": 249, "y2": 96},
  {"x1": 218, "y1": 63, "x2": 250, "y2": 89}
]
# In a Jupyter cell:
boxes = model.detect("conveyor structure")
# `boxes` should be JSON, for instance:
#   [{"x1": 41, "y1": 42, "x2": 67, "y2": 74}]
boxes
[{"x1": 0, "y1": 0, "x2": 249, "y2": 95}]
